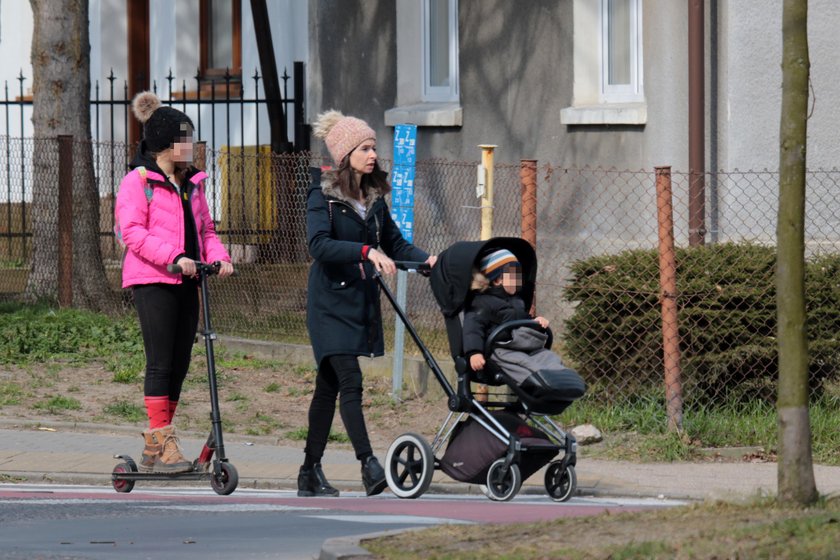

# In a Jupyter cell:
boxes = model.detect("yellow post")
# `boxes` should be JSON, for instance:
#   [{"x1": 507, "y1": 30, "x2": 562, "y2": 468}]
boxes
[
  {"x1": 476, "y1": 144, "x2": 497, "y2": 403},
  {"x1": 478, "y1": 144, "x2": 497, "y2": 240}
]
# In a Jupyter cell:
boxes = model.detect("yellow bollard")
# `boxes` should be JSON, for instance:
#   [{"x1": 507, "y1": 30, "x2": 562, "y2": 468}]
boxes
[
  {"x1": 478, "y1": 144, "x2": 497, "y2": 241},
  {"x1": 476, "y1": 144, "x2": 497, "y2": 403}
]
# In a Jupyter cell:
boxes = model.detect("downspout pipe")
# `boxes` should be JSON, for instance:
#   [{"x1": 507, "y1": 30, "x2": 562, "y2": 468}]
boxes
[{"x1": 688, "y1": 0, "x2": 706, "y2": 246}]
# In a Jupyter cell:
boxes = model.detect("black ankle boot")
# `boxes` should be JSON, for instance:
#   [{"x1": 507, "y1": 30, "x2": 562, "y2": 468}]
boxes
[
  {"x1": 297, "y1": 463, "x2": 339, "y2": 497},
  {"x1": 361, "y1": 456, "x2": 387, "y2": 496}
]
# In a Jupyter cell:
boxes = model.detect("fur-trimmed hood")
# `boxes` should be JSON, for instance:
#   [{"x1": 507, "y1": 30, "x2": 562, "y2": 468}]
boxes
[{"x1": 320, "y1": 173, "x2": 387, "y2": 213}]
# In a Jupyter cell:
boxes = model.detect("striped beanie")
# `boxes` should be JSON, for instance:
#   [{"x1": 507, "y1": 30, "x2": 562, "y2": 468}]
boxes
[
  {"x1": 313, "y1": 110, "x2": 376, "y2": 165},
  {"x1": 479, "y1": 249, "x2": 519, "y2": 281}
]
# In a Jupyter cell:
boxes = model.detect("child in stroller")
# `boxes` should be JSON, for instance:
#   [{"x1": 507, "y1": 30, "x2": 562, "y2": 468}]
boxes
[
  {"x1": 377, "y1": 237, "x2": 586, "y2": 502},
  {"x1": 463, "y1": 248, "x2": 584, "y2": 406}
]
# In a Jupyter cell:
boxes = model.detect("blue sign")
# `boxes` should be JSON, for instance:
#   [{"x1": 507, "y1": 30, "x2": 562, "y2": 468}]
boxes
[
  {"x1": 392, "y1": 124, "x2": 417, "y2": 242},
  {"x1": 393, "y1": 124, "x2": 417, "y2": 167}
]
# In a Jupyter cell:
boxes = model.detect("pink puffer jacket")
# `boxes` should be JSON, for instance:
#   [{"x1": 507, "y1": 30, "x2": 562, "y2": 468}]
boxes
[{"x1": 115, "y1": 167, "x2": 230, "y2": 288}]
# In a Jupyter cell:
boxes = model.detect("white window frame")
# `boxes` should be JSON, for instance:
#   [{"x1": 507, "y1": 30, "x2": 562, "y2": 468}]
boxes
[
  {"x1": 560, "y1": 0, "x2": 646, "y2": 125},
  {"x1": 385, "y1": 0, "x2": 462, "y2": 127},
  {"x1": 422, "y1": 0, "x2": 460, "y2": 102},
  {"x1": 600, "y1": 0, "x2": 644, "y2": 103}
]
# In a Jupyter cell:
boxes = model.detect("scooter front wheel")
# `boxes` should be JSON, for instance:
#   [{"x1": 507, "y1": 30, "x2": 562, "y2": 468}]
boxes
[{"x1": 210, "y1": 462, "x2": 239, "y2": 495}]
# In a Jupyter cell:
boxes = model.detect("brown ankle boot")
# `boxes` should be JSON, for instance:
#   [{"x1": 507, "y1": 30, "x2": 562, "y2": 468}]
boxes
[
  {"x1": 139, "y1": 429, "x2": 163, "y2": 472},
  {"x1": 150, "y1": 425, "x2": 193, "y2": 473}
]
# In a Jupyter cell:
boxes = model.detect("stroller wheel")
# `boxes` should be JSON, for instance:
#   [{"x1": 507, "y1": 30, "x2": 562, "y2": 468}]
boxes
[
  {"x1": 385, "y1": 433, "x2": 435, "y2": 499},
  {"x1": 545, "y1": 462, "x2": 576, "y2": 502},
  {"x1": 484, "y1": 459, "x2": 522, "y2": 502}
]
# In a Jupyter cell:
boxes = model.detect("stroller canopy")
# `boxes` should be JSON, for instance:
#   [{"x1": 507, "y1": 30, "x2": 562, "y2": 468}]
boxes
[{"x1": 430, "y1": 237, "x2": 537, "y2": 318}]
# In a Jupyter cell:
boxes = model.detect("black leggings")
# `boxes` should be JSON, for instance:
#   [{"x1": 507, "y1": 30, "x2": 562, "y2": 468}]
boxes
[
  {"x1": 133, "y1": 282, "x2": 200, "y2": 401},
  {"x1": 304, "y1": 355, "x2": 372, "y2": 461}
]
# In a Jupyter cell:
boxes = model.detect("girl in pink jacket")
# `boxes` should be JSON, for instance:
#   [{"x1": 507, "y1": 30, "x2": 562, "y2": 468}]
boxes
[{"x1": 115, "y1": 91, "x2": 233, "y2": 473}]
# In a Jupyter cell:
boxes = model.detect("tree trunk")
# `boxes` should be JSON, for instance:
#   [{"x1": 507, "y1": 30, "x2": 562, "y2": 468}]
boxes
[
  {"x1": 777, "y1": 0, "x2": 818, "y2": 506},
  {"x1": 28, "y1": 0, "x2": 116, "y2": 311}
]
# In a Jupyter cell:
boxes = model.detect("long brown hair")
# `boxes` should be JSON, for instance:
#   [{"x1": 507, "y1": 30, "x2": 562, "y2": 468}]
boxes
[{"x1": 334, "y1": 156, "x2": 391, "y2": 201}]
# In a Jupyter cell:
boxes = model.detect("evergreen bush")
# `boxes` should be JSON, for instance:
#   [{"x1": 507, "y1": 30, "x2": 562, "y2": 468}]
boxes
[{"x1": 563, "y1": 242, "x2": 840, "y2": 405}]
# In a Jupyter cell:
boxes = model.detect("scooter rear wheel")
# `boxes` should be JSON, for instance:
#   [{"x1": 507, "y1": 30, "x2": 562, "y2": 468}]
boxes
[
  {"x1": 210, "y1": 462, "x2": 239, "y2": 495},
  {"x1": 112, "y1": 459, "x2": 138, "y2": 494}
]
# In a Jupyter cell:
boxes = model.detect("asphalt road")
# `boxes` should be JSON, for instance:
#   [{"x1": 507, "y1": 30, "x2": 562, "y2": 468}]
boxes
[{"x1": 0, "y1": 484, "x2": 684, "y2": 559}]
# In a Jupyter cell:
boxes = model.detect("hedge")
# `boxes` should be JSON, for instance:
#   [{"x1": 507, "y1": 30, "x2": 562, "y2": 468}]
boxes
[{"x1": 562, "y1": 242, "x2": 840, "y2": 405}]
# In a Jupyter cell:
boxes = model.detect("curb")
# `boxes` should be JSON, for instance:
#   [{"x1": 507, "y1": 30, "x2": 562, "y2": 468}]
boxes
[{"x1": 319, "y1": 528, "x2": 424, "y2": 560}]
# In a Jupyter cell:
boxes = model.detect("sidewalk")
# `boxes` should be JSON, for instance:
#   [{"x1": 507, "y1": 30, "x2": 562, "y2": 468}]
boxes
[{"x1": 2, "y1": 418, "x2": 840, "y2": 501}]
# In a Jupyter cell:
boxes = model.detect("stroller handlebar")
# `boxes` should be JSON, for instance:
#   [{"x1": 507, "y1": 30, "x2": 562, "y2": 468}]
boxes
[
  {"x1": 485, "y1": 319, "x2": 553, "y2": 355},
  {"x1": 394, "y1": 261, "x2": 432, "y2": 276}
]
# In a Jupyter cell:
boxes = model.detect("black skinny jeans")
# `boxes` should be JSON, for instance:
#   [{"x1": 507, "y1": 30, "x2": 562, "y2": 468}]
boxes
[
  {"x1": 133, "y1": 282, "x2": 200, "y2": 401},
  {"x1": 304, "y1": 355, "x2": 372, "y2": 461}
]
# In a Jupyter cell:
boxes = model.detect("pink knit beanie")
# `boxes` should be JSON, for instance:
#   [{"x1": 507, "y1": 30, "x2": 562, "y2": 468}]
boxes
[{"x1": 313, "y1": 110, "x2": 376, "y2": 165}]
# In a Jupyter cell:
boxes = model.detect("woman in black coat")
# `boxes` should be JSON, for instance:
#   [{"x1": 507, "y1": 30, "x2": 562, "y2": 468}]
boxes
[{"x1": 299, "y1": 110, "x2": 436, "y2": 497}]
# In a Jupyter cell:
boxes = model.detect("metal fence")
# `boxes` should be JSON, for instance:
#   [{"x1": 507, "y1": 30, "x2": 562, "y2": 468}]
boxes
[
  {"x1": 3, "y1": 136, "x2": 840, "y2": 414},
  {"x1": 0, "y1": 64, "x2": 308, "y2": 153}
]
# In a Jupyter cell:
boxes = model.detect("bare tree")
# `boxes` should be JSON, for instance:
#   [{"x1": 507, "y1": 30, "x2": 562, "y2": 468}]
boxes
[
  {"x1": 777, "y1": 0, "x2": 818, "y2": 505},
  {"x1": 27, "y1": 0, "x2": 115, "y2": 311}
]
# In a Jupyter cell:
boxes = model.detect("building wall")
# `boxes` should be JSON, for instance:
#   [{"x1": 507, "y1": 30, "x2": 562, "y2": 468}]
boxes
[{"x1": 717, "y1": 0, "x2": 840, "y2": 172}]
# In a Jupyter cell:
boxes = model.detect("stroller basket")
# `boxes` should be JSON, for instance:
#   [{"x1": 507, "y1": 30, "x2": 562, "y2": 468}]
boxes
[{"x1": 440, "y1": 411, "x2": 559, "y2": 484}]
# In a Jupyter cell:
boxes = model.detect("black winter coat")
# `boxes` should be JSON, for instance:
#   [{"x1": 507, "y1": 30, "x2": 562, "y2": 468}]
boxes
[
  {"x1": 306, "y1": 171, "x2": 428, "y2": 367},
  {"x1": 462, "y1": 286, "x2": 531, "y2": 358}
]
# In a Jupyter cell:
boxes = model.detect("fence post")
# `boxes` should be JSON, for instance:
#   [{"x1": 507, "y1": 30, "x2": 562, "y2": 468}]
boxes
[
  {"x1": 655, "y1": 166, "x2": 683, "y2": 431},
  {"x1": 58, "y1": 135, "x2": 74, "y2": 307},
  {"x1": 520, "y1": 159, "x2": 538, "y2": 314}
]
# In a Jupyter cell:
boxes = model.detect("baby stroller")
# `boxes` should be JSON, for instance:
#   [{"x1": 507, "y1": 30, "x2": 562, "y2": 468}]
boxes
[{"x1": 380, "y1": 237, "x2": 586, "y2": 502}]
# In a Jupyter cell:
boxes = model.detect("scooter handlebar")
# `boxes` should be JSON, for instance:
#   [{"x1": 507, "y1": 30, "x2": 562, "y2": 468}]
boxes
[{"x1": 167, "y1": 261, "x2": 237, "y2": 276}]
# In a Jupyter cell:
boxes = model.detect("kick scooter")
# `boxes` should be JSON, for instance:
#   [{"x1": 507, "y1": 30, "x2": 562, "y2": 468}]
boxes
[{"x1": 111, "y1": 261, "x2": 239, "y2": 495}]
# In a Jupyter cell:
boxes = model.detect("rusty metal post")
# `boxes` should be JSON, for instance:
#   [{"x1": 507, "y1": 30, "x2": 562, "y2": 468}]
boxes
[
  {"x1": 520, "y1": 159, "x2": 538, "y2": 314},
  {"x1": 655, "y1": 166, "x2": 683, "y2": 431},
  {"x1": 688, "y1": 0, "x2": 706, "y2": 246},
  {"x1": 58, "y1": 135, "x2": 74, "y2": 307}
]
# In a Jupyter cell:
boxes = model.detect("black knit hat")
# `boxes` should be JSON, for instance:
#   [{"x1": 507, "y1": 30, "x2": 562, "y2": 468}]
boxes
[{"x1": 131, "y1": 91, "x2": 194, "y2": 152}]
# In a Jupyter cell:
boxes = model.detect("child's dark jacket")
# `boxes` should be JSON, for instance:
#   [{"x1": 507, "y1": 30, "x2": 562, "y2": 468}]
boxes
[{"x1": 462, "y1": 285, "x2": 531, "y2": 357}]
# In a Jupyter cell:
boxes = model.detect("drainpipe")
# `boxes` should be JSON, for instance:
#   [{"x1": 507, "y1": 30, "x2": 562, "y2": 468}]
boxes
[{"x1": 688, "y1": 0, "x2": 706, "y2": 246}]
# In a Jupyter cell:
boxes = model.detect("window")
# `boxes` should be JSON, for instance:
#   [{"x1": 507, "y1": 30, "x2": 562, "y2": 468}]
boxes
[
  {"x1": 200, "y1": 0, "x2": 241, "y2": 80},
  {"x1": 601, "y1": 0, "x2": 643, "y2": 103},
  {"x1": 385, "y1": 0, "x2": 462, "y2": 127},
  {"x1": 423, "y1": 0, "x2": 459, "y2": 102},
  {"x1": 560, "y1": 0, "x2": 646, "y2": 125}
]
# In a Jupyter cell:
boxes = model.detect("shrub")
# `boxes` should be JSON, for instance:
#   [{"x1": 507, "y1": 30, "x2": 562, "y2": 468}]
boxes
[{"x1": 563, "y1": 242, "x2": 840, "y2": 405}]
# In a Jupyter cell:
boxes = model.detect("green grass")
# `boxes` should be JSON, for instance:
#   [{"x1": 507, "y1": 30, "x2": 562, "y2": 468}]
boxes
[
  {"x1": 285, "y1": 427, "x2": 349, "y2": 443},
  {"x1": 103, "y1": 400, "x2": 145, "y2": 422},
  {"x1": 561, "y1": 393, "x2": 840, "y2": 465},
  {"x1": 264, "y1": 382, "x2": 281, "y2": 393},
  {"x1": 33, "y1": 395, "x2": 82, "y2": 413},
  {"x1": 0, "y1": 382, "x2": 24, "y2": 406}
]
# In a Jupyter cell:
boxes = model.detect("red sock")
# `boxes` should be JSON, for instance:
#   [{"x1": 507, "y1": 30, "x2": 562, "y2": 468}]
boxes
[
  {"x1": 168, "y1": 400, "x2": 178, "y2": 424},
  {"x1": 144, "y1": 396, "x2": 170, "y2": 429}
]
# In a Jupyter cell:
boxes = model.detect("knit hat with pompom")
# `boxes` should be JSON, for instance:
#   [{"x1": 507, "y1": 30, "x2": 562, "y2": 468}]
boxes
[
  {"x1": 313, "y1": 110, "x2": 376, "y2": 165},
  {"x1": 131, "y1": 91, "x2": 194, "y2": 152}
]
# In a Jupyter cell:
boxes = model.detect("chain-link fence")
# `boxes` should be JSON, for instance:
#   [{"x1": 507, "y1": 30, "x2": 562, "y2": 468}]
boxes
[{"x1": 2, "y1": 136, "x2": 840, "y2": 415}]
